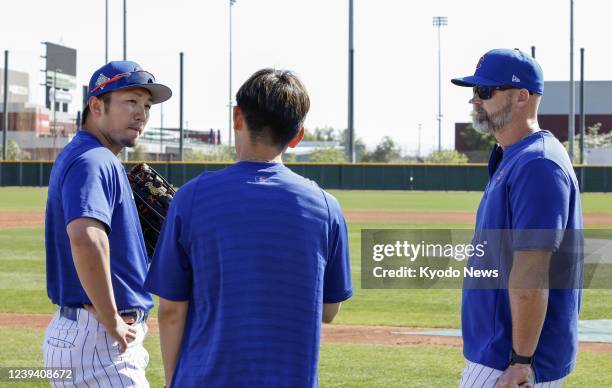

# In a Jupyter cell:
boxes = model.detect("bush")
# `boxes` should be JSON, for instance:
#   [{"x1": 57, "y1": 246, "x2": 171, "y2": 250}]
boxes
[
  {"x1": 0, "y1": 140, "x2": 30, "y2": 160},
  {"x1": 426, "y1": 150, "x2": 469, "y2": 164},
  {"x1": 184, "y1": 146, "x2": 236, "y2": 162},
  {"x1": 308, "y1": 147, "x2": 346, "y2": 163}
]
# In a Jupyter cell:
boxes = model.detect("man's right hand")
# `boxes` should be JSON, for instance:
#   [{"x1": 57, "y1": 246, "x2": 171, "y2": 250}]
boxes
[
  {"x1": 84, "y1": 305, "x2": 137, "y2": 353},
  {"x1": 496, "y1": 363, "x2": 533, "y2": 388}
]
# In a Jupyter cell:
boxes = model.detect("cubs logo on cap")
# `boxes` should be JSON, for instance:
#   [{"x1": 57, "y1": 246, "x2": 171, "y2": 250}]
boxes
[{"x1": 476, "y1": 55, "x2": 485, "y2": 70}]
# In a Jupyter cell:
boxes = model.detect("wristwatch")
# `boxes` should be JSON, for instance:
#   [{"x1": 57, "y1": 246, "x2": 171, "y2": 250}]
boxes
[{"x1": 510, "y1": 349, "x2": 534, "y2": 366}]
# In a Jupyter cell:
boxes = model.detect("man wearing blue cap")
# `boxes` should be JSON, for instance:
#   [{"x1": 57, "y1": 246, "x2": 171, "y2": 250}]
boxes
[
  {"x1": 451, "y1": 49, "x2": 583, "y2": 388},
  {"x1": 43, "y1": 61, "x2": 171, "y2": 387}
]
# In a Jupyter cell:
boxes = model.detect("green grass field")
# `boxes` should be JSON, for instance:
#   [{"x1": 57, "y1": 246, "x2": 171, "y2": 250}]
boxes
[{"x1": 1, "y1": 187, "x2": 611, "y2": 386}]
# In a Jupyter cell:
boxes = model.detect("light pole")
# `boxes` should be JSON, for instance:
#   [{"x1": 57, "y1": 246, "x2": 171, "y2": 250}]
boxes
[
  {"x1": 52, "y1": 68, "x2": 62, "y2": 136},
  {"x1": 2, "y1": 50, "x2": 8, "y2": 161},
  {"x1": 123, "y1": 0, "x2": 127, "y2": 60},
  {"x1": 179, "y1": 52, "x2": 184, "y2": 161},
  {"x1": 433, "y1": 16, "x2": 447, "y2": 152},
  {"x1": 123, "y1": 0, "x2": 128, "y2": 160},
  {"x1": 160, "y1": 103, "x2": 164, "y2": 158},
  {"x1": 568, "y1": 0, "x2": 575, "y2": 162},
  {"x1": 347, "y1": 0, "x2": 355, "y2": 163},
  {"x1": 51, "y1": 68, "x2": 62, "y2": 159},
  {"x1": 105, "y1": 0, "x2": 108, "y2": 63},
  {"x1": 229, "y1": 0, "x2": 236, "y2": 147}
]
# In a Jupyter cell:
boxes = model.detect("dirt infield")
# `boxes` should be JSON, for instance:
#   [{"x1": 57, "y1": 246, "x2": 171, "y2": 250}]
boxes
[
  {"x1": 0, "y1": 211, "x2": 44, "y2": 228},
  {"x1": 1, "y1": 312, "x2": 610, "y2": 353},
  {"x1": 344, "y1": 211, "x2": 612, "y2": 226},
  {"x1": 3, "y1": 210, "x2": 612, "y2": 228}
]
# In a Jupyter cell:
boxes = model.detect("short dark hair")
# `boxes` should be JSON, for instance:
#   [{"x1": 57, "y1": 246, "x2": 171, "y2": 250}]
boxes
[
  {"x1": 81, "y1": 92, "x2": 112, "y2": 126},
  {"x1": 236, "y1": 69, "x2": 310, "y2": 148}
]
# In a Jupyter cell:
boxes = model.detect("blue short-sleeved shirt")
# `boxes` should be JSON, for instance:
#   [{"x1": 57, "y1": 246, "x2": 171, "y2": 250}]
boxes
[
  {"x1": 463, "y1": 130, "x2": 583, "y2": 382},
  {"x1": 145, "y1": 161, "x2": 353, "y2": 387},
  {"x1": 45, "y1": 130, "x2": 153, "y2": 311}
]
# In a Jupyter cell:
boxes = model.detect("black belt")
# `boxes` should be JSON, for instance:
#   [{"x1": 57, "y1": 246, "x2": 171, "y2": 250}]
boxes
[{"x1": 60, "y1": 306, "x2": 148, "y2": 324}]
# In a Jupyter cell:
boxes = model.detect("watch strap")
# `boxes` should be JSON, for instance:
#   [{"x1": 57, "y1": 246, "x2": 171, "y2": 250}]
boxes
[{"x1": 510, "y1": 349, "x2": 534, "y2": 366}]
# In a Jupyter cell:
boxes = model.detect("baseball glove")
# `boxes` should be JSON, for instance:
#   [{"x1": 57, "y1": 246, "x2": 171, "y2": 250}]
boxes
[{"x1": 127, "y1": 163, "x2": 176, "y2": 259}]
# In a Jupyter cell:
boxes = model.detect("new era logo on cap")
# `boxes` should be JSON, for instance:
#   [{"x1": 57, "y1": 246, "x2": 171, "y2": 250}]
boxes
[{"x1": 512, "y1": 75, "x2": 521, "y2": 83}]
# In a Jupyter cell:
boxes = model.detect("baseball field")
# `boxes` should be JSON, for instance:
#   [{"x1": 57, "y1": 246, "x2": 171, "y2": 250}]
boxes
[{"x1": 1, "y1": 187, "x2": 611, "y2": 387}]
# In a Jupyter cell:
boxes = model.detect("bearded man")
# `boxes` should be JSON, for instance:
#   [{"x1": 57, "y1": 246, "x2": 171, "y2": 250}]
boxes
[{"x1": 451, "y1": 49, "x2": 583, "y2": 388}]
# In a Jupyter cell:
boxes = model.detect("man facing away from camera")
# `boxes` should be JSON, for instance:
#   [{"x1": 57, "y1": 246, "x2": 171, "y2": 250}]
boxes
[{"x1": 145, "y1": 68, "x2": 353, "y2": 387}]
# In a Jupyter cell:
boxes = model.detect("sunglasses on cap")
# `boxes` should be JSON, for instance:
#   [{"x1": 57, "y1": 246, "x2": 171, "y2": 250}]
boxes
[
  {"x1": 90, "y1": 70, "x2": 156, "y2": 94},
  {"x1": 472, "y1": 85, "x2": 534, "y2": 100}
]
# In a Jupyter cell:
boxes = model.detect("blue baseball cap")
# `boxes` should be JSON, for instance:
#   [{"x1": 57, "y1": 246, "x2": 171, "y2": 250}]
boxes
[
  {"x1": 451, "y1": 48, "x2": 544, "y2": 95},
  {"x1": 86, "y1": 61, "x2": 172, "y2": 105}
]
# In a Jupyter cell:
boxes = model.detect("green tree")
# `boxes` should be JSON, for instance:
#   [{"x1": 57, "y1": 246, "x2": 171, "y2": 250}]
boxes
[
  {"x1": 361, "y1": 136, "x2": 401, "y2": 162},
  {"x1": 426, "y1": 150, "x2": 469, "y2": 164},
  {"x1": 0, "y1": 140, "x2": 30, "y2": 160},
  {"x1": 184, "y1": 146, "x2": 236, "y2": 162},
  {"x1": 459, "y1": 123, "x2": 496, "y2": 150},
  {"x1": 282, "y1": 152, "x2": 297, "y2": 163},
  {"x1": 302, "y1": 128, "x2": 317, "y2": 141},
  {"x1": 303, "y1": 126, "x2": 342, "y2": 142},
  {"x1": 354, "y1": 138, "x2": 367, "y2": 162},
  {"x1": 130, "y1": 145, "x2": 147, "y2": 161},
  {"x1": 338, "y1": 129, "x2": 367, "y2": 161},
  {"x1": 563, "y1": 122, "x2": 612, "y2": 162},
  {"x1": 309, "y1": 147, "x2": 346, "y2": 163}
]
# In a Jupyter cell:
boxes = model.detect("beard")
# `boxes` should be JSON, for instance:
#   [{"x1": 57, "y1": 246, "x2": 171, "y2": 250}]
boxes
[
  {"x1": 121, "y1": 138, "x2": 138, "y2": 148},
  {"x1": 471, "y1": 97, "x2": 513, "y2": 134},
  {"x1": 118, "y1": 125, "x2": 143, "y2": 148}
]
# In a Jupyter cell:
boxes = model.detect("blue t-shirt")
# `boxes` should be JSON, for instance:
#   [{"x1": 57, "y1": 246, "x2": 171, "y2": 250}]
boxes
[
  {"x1": 45, "y1": 130, "x2": 153, "y2": 311},
  {"x1": 463, "y1": 130, "x2": 583, "y2": 382},
  {"x1": 145, "y1": 161, "x2": 353, "y2": 387}
]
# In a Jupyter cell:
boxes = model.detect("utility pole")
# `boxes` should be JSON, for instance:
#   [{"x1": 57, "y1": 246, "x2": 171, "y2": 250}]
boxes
[
  {"x1": 229, "y1": 0, "x2": 236, "y2": 147},
  {"x1": 179, "y1": 52, "x2": 184, "y2": 161},
  {"x1": 568, "y1": 0, "x2": 575, "y2": 162},
  {"x1": 347, "y1": 0, "x2": 355, "y2": 162},
  {"x1": 105, "y1": 0, "x2": 109, "y2": 63},
  {"x1": 417, "y1": 123, "x2": 422, "y2": 159},
  {"x1": 122, "y1": 0, "x2": 128, "y2": 160},
  {"x1": 579, "y1": 47, "x2": 585, "y2": 190},
  {"x1": 433, "y1": 16, "x2": 448, "y2": 152},
  {"x1": 123, "y1": 0, "x2": 127, "y2": 60},
  {"x1": 160, "y1": 103, "x2": 164, "y2": 158},
  {"x1": 2, "y1": 51, "x2": 8, "y2": 160}
]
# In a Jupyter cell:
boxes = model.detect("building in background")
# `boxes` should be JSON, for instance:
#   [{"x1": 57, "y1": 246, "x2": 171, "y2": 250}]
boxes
[
  {"x1": 0, "y1": 66, "x2": 74, "y2": 159},
  {"x1": 538, "y1": 81, "x2": 612, "y2": 141},
  {"x1": 0, "y1": 68, "x2": 29, "y2": 104},
  {"x1": 0, "y1": 43, "x2": 78, "y2": 159},
  {"x1": 455, "y1": 80, "x2": 612, "y2": 163},
  {"x1": 137, "y1": 128, "x2": 223, "y2": 161},
  {"x1": 1, "y1": 42, "x2": 221, "y2": 161}
]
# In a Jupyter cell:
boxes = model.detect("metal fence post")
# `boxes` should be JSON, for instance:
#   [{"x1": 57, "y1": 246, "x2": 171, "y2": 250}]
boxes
[{"x1": 39, "y1": 161, "x2": 43, "y2": 186}]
